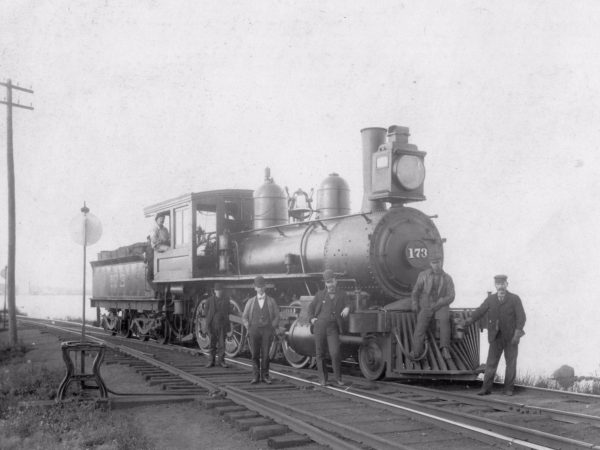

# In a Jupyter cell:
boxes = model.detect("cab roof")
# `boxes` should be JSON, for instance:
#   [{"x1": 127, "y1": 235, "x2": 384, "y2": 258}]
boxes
[{"x1": 143, "y1": 189, "x2": 254, "y2": 218}]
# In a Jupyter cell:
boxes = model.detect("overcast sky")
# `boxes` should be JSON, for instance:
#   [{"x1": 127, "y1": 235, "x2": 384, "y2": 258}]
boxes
[{"x1": 1, "y1": 1, "x2": 599, "y2": 375}]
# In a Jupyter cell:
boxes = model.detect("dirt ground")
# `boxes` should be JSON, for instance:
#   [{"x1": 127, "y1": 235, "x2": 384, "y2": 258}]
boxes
[{"x1": 0, "y1": 324, "x2": 326, "y2": 450}]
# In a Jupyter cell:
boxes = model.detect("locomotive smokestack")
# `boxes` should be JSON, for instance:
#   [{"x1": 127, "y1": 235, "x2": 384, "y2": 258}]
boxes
[{"x1": 360, "y1": 127, "x2": 387, "y2": 213}]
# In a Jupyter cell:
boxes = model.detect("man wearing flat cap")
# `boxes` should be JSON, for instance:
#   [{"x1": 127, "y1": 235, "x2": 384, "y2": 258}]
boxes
[
  {"x1": 410, "y1": 253, "x2": 455, "y2": 360},
  {"x1": 308, "y1": 269, "x2": 352, "y2": 386},
  {"x1": 204, "y1": 282, "x2": 233, "y2": 368},
  {"x1": 464, "y1": 274, "x2": 526, "y2": 396},
  {"x1": 242, "y1": 276, "x2": 280, "y2": 384}
]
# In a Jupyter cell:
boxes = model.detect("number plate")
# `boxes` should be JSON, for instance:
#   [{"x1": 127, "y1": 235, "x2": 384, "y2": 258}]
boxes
[{"x1": 405, "y1": 240, "x2": 429, "y2": 269}]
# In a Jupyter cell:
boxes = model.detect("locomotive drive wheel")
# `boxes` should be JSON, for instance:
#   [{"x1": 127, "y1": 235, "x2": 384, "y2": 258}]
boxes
[
  {"x1": 194, "y1": 298, "x2": 246, "y2": 358},
  {"x1": 224, "y1": 300, "x2": 245, "y2": 358},
  {"x1": 358, "y1": 338, "x2": 386, "y2": 380}
]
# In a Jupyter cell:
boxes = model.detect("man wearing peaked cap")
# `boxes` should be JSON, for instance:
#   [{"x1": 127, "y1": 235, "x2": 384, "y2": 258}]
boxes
[
  {"x1": 242, "y1": 276, "x2": 280, "y2": 384},
  {"x1": 204, "y1": 282, "x2": 233, "y2": 368},
  {"x1": 410, "y1": 252, "x2": 455, "y2": 361},
  {"x1": 307, "y1": 269, "x2": 353, "y2": 386},
  {"x1": 464, "y1": 274, "x2": 526, "y2": 396}
]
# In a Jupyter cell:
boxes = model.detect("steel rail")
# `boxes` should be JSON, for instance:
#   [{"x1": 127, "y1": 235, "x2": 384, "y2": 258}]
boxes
[
  {"x1": 384, "y1": 381, "x2": 600, "y2": 426},
  {"x1": 20, "y1": 320, "x2": 409, "y2": 449},
  {"x1": 329, "y1": 385, "x2": 600, "y2": 450},
  {"x1": 225, "y1": 385, "x2": 413, "y2": 450},
  {"x1": 22, "y1": 318, "x2": 600, "y2": 449},
  {"x1": 227, "y1": 364, "x2": 564, "y2": 449},
  {"x1": 516, "y1": 383, "x2": 600, "y2": 400},
  {"x1": 222, "y1": 386, "x2": 376, "y2": 450}
]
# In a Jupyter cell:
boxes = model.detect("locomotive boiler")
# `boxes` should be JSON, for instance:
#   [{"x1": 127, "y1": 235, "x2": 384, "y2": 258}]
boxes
[{"x1": 91, "y1": 125, "x2": 482, "y2": 380}]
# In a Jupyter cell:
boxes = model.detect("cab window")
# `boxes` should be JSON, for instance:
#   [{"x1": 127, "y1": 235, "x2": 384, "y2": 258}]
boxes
[
  {"x1": 196, "y1": 209, "x2": 217, "y2": 256},
  {"x1": 174, "y1": 206, "x2": 191, "y2": 247}
]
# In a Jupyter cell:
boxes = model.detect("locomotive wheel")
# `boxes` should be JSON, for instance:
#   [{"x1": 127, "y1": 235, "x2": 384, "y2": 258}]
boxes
[
  {"x1": 118, "y1": 315, "x2": 132, "y2": 338},
  {"x1": 194, "y1": 299, "x2": 211, "y2": 352},
  {"x1": 268, "y1": 334, "x2": 279, "y2": 361},
  {"x1": 133, "y1": 313, "x2": 150, "y2": 341},
  {"x1": 281, "y1": 337, "x2": 311, "y2": 368},
  {"x1": 195, "y1": 298, "x2": 246, "y2": 357},
  {"x1": 119, "y1": 325, "x2": 132, "y2": 338},
  {"x1": 155, "y1": 318, "x2": 170, "y2": 345},
  {"x1": 358, "y1": 339, "x2": 386, "y2": 380},
  {"x1": 103, "y1": 311, "x2": 118, "y2": 336},
  {"x1": 224, "y1": 300, "x2": 245, "y2": 358}
]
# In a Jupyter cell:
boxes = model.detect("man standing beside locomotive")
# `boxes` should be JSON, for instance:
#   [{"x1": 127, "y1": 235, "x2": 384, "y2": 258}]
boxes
[
  {"x1": 204, "y1": 282, "x2": 232, "y2": 369},
  {"x1": 410, "y1": 254, "x2": 455, "y2": 361},
  {"x1": 150, "y1": 214, "x2": 170, "y2": 252},
  {"x1": 242, "y1": 276, "x2": 280, "y2": 384},
  {"x1": 308, "y1": 269, "x2": 352, "y2": 387},
  {"x1": 464, "y1": 275, "x2": 526, "y2": 396}
]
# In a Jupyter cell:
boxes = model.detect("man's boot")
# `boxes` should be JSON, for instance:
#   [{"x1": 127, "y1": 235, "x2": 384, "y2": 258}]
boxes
[
  {"x1": 205, "y1": 355, "x2": 215, "y2": 368},
  {"x1": 217, "y1": 357, "x2": 229, "y2": 368},
  {"x1": 316, "y1": 358, "x2": 328, "y2": 386}
]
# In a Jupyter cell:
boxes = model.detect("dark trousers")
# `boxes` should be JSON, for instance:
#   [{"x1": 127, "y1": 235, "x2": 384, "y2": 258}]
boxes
[
  {"x1": 248, "y1": 326, "x2": 273, "y2": 380},
  {"x1": 412, "y1": 306, "x2": 450, "y2": 354},
  {"x1": 208, "y1": 325, "x2": 226, "y2": 362},
  {"x1": 314, "y1": 320, "x2": 342, "y2": 382},
  {"x1": 481, "y1": 331, "x2": 519, "y2": 392}
]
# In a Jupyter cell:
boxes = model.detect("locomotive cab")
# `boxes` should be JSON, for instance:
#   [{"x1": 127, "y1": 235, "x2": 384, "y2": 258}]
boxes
[{"x1": 144, "y1": 189, "x2": 253, "y2": 282}]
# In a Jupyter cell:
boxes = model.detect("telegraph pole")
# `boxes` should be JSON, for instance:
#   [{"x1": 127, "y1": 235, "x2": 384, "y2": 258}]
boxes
[{"x1": 0, "y1": 79, "x2": 33, "y2": 346}]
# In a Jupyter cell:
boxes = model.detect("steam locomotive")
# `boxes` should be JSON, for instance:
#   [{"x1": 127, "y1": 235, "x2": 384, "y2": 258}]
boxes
[{"x1": 91, "y1": 125, "x2": 481, "y2": 380}]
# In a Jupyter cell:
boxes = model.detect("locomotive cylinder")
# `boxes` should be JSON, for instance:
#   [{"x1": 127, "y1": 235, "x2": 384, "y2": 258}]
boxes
[
  {"x1": 253, "y1": 167, "x2": 288, "y2": 229},
  {"x1": 286, "y1": 319, "x2": 364, "y2": 357},
  {"x1": 316, "y1": 173, "x2": 350, "y2": 218}
]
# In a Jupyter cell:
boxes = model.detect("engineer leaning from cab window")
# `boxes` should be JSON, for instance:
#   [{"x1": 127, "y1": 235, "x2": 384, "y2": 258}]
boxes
[
  {"x1": 410, "y1": 253, "x2": 455, "y2": 361},
  {"x1": 150, "y1": 214, "x2": 170, "y2": 252},
  {"x1": 308, "y1": 269, "x2": 353, "y2": 387},
  {"x1": 464, "y1": 274, "x2": 526, "y2": 396}
]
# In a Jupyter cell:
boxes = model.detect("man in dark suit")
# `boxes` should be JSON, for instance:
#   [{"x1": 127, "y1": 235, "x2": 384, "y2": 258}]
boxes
[
  {"x1": 204, "y1": 282, "x2": 232, "y2": 368},
  {"x1": 308, "y1": 269, "x2": 352, "y2": 387},
  {"x1": 242, "y1": 276, "x2": 280, "y2": 384},
  {"x1": 464, "y1": 274, "x2": 526, "y2": 396}
]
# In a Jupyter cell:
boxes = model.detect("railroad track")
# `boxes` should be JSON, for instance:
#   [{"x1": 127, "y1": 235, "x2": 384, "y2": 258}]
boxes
[{"x1": 21, "y1": 317, "x2": 600, "y2": 450}]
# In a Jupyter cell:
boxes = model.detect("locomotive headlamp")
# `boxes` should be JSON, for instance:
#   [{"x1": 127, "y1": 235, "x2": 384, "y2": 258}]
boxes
[
  {"x1": 394, "y1": 155, "x2": 425, "y2": 190},
  {"x1": 369, "y1": 125, "x2": 426, "y2": 204}
]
